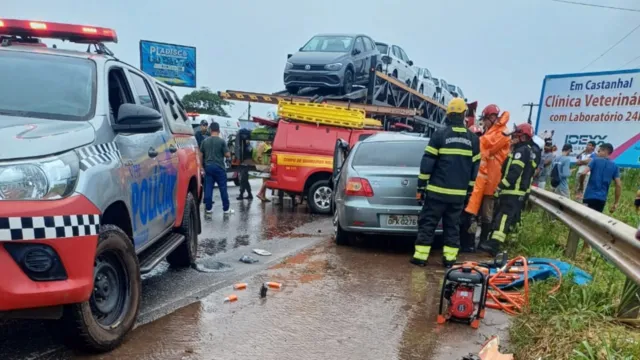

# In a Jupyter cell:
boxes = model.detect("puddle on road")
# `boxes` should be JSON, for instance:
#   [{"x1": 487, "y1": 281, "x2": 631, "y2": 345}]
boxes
[
  {"x1": 76, "y1": 240, "x2": 499, "y2": 360},
  {"x1": 192, "y1": 258, "x2": 233, "y2": 273}
]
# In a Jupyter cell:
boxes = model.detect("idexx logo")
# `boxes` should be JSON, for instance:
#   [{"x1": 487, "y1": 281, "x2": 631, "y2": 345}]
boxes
[
  {"x1": 564, "y1": 134, "x2": 608, "y2": 146},
  {"x1": 131, "y1": 166, "x2": 176, "y2": 231}
]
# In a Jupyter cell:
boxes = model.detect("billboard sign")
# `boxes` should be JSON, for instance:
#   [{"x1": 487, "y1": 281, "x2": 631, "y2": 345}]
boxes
[
  {"x1": 535, "y1": 69, "x2": 640, "y2": 168},
  {"x1": 139, "y1": 40, "x2": 196, "y2": 88}
]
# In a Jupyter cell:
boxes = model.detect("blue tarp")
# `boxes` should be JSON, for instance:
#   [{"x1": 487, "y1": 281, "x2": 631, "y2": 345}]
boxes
[{"x1": 489, "y1": 258, "x2": 592, "y2": 289}]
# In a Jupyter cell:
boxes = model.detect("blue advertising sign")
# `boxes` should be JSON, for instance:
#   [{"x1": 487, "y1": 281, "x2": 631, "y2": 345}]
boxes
[{"x1": 139, "y1": 40, "x2": 196, "y2": 88}]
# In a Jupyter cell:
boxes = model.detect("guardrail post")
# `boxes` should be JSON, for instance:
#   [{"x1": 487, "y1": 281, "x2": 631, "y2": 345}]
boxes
[
  {"x1": 564, "y1": 229, "x2": 580, "y2": 259},
  {"x1": 617, "y1": 278, "x2": 640, "y2": 319}
]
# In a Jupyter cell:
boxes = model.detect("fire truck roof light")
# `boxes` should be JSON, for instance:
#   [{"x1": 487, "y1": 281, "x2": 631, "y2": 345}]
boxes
[{"x1": 0, "y1": 19, "x2": 117, "y2": 44}]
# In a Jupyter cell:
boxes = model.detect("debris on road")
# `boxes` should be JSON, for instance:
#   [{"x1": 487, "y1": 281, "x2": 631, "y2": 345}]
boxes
[
  {"x1": 233, "y1": 283, "x2": 248, "y2": 290},
  {"x1": 265, "y1": 281, "x2": 282, "y2": 289},
  {"x1": 224, "y1": 294, "x2": 238, "y2": 303},
  {"x1": 259, "y1": 282, "x2": 283, "y2": 298},
  {"x1": 253, "y1": 249, "x2": 272, "y2": 256},
  {"x1": 239, "y1": 255, "x2": 259, "y2": 264}
]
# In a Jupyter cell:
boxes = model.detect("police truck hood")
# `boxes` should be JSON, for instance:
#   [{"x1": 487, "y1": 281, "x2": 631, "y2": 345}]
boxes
[
  {"x1": 289, "y1": 51, "x2": 349, "y2": 65},
  {"x1": 0, "y1": 115, "x2": 95, "y2": 161}
]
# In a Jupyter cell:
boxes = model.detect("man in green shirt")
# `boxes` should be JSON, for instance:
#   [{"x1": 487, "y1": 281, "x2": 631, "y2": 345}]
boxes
[{"x1": 200, "y1": 122, "x2": 234, "y2": 215}]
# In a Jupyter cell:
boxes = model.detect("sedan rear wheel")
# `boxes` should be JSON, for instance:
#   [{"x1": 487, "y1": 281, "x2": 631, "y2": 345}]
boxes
[{"x1": 333, "y1": 208, "x2": 353, "y2": 246}]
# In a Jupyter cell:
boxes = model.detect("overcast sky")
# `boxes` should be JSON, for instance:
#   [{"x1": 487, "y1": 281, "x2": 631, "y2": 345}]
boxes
[{"x1": 5, "y1": 0, "x2": 639, "y2": 127}]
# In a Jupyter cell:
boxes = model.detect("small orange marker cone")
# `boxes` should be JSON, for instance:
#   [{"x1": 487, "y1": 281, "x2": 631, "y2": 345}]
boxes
[
  {"x1": 224, "y1": 294, "x2": 238, "y2": 303},
  {"x1": 266, "y1": 282, "x2": 282, "y2": 289},
  {"x1": 233, "y1": 283, "x2": 247, "y2": 290}
]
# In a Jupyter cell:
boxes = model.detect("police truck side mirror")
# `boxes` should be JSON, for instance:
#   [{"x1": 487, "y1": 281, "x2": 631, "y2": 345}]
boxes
[{"x1": 113, "y1": 103, "x2": 163, "y2": 133}]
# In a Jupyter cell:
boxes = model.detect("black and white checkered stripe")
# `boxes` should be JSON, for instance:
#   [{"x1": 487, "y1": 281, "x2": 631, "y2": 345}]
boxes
[
  {"x1": 0, "y1": 215, "x2": 100, "y2": 241},
  {"x1": 77, "y1": 142, "x2": 121, "y2": 171}
]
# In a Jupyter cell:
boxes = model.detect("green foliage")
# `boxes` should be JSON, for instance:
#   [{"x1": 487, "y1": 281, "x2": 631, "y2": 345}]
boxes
[
  {"x1": 181, "y1": 87, "x2": 232, "y2": 117},
  {"x1": 507, "y1": 169, "x2": 640, "y2": 359}
]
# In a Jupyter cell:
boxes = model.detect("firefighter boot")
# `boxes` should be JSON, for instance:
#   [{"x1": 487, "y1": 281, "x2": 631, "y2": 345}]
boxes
[
  {"x1": 442, "y1": 256, "x2": 456, "y2": 268},
  {"x1": 410, "y1": 245, "x2": 430, "y2": 267},
  {"x1": 478, "y1": 236, "x2": 503, "y2": 257}
]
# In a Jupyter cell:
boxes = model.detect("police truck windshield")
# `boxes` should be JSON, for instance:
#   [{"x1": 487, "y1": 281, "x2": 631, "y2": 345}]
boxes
[
  {"x1": 0, "y1": 51, "x2": 96, "y2": 121},
  {"x1": 352, "y1": 140, "x2": 429, "y2": 167}
]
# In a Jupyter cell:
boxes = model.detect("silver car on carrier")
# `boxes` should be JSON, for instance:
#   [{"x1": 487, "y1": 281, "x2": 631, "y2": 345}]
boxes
[{"x1": 331, "y1": 133, "x2": 442, "y2": 245}]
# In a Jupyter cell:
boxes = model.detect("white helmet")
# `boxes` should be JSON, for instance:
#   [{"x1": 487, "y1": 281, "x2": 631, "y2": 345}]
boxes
[{"x1": 533, "y1": 135, "x2": 545, "y2": 149}]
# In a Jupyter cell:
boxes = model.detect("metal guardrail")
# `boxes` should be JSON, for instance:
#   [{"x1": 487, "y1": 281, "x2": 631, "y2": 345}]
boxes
[{"x1": 529, "y1": 187, "x2": 640, "y2": 318}]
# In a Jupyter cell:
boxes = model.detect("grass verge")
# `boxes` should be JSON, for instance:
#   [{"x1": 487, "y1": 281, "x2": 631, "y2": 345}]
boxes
[{"x1": 506, "y1": 169, "x2": 640, "y2": 360}]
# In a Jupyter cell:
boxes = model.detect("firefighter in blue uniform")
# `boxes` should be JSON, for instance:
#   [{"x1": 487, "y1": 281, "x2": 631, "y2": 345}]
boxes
[
  {"x1": 411, "y1": 98, "x2": 481, "y2": 268},
  {"x1": 480, "y1": 123, "x2": 536, "y2": 255}
]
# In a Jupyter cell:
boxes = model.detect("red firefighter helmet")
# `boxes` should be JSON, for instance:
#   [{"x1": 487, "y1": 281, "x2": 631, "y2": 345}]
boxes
[
  {"x1": 513, "y1": 123, "x2": 533, "y2": 138},
  {"x1": 481, "y1": 104, "x2": 500, "y2": 119}
]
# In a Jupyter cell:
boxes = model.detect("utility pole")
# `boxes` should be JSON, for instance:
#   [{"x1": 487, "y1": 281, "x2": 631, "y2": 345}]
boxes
[
  {"x1": 247, "y1": 102, "x2": 251, "y2": 121},
  {"x1": 522, "y1": 102, "x2": 539, "y2": 125}
]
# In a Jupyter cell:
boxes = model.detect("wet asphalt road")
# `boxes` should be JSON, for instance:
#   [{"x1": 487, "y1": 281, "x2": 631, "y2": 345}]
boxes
[{"x1": 1, "y1": 179, "x2": 510, "y2": 360}]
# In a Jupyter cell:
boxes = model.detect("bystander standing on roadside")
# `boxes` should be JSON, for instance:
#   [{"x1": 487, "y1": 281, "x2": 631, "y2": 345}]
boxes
[
  {"x1": 582, "y1": 143, "x2": 621, "y2": 251},
  {"x1": 201, "y1": 122, "x2": 235, "y2": 215},
  {"x1": 551, "y1": 144, "x2": 574, "y2": 197},
  {"x1": 533, "y1": 139, "x2": 555, "y2": 189},
  {"x1": 574, "y1": 141, "x2": 596, "y2": 200}
]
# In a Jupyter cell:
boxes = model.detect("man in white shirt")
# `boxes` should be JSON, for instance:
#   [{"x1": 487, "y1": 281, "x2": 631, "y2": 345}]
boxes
[{"x1": 574, "y1": 141, "x2": 596, "y2": 199}]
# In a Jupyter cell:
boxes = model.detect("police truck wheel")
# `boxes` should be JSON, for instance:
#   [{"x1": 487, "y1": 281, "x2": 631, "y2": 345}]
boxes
[
  {"x1": 308, "y1": 180, "x2": 332, "y2": 214},
  {"x1": 62, "y1": 225, "x2": 141, "y2": 353},
  {"x1": 286, "y1": 86, "x2": 299, "y2": 95},
  {"x1": 167, "y1": 192, "x2": 199, "y2": 267},
  {"x1": 411, "y1": 77, "x2": 418, "y2": 89}
]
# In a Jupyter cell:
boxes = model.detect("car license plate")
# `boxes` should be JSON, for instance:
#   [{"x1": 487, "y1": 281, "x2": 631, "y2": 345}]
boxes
[{"x1": 384, "y1": 215, "x2": 418, "y2": 227}]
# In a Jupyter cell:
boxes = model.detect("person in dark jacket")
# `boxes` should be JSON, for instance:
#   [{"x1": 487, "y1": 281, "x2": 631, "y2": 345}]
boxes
[
  {"x1": 411, "y1": 98, "x2": 481, "y2": 268},
  {"x1": 195, "y1": 120, "x2": 210, "y2": 147},
  {"x1": 481, "y1": 123, "x2": 536, "y2": 255}
]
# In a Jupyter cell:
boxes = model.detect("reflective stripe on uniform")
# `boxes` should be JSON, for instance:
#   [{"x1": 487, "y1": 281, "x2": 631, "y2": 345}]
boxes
[
  {"x1": 501, "y1": 189, "x2": 526, "y2": 196},
  {"x1": 439, "y1": 148, "x2": 473, "y2": 156},
  {"x1": 418, "y1": 174, "x2": 430, "y2": 180},
  {"x1": 492, "y1": 230, "x2": 506, "y2": 242},
  {"x1": 425, "y1": 146, "x2": 439, "y2": 155},
  {"x1": 427, "y1": 184, "x2": 467, "y2": 196},
  {"x1": 472, "y1": 153, "x2": 481, "y2": 162},
  {"x1": 512, "y1": 160, "x2": 525, "y2": 168},
  {"x1": 501, "y1": 155, "x2": 514, "y2": 186},
  {"x1": 452, "y1": 127, "x2": 467, "y2": 133},
  {"x1": 443, "y1": 246, "x2": 459, "y2": 261},
  {"x1": 413, "y1": 245, "x2": 431, "y2": 261},
  {"x1": 468, "y1": 181, "x2": 475, "y2": 186}
]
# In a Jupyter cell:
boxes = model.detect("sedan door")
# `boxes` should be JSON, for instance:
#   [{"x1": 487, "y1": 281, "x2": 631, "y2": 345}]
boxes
[
  {"x1": 352, "y1": 37, "x2": 367, "y2": 81},
  {"x1": 397, "y1": 47, "x2": 412, "y2": 83}
]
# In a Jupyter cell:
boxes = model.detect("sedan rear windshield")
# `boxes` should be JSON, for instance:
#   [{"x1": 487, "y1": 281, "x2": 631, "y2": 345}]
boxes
[
  {"x1": 352, "y1": 140, "x2": 429, "y2": 167},
  {"x1": 301, "y1": 36, "x2": 354, "y2": 52},
  {"x1": 0, "y1": 51, "x2": 96, "y2": 121},
  {"x1": 375, "y1": 43, "x2": 388, "y2": 54}
]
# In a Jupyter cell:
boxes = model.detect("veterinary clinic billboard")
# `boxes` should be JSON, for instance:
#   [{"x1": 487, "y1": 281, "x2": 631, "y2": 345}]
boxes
[
  {"x1": 140, "y1": 40, "x2": 196, "y2": 88},
  {"x1": 535, "y1": 69, "x2": 640, "y2": 168}
]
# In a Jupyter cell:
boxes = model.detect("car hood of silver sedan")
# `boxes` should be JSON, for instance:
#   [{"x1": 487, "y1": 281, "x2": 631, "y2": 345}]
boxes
[
  {"x1": 289, "y1": 51, "x2": 349, "y2": 65},
  {"x1": 0, "y1": 115, "x2": 95, "y2": 161}
]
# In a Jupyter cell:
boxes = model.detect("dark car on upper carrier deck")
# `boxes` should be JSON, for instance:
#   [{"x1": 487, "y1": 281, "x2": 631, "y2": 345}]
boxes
[{"x1": 283, "y1": 33, "x2": 380, "y2": 95}]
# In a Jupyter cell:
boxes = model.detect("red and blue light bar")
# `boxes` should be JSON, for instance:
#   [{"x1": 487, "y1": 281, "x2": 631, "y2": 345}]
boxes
[{"x1": 0, "y1": 19, "x2": 117, "y2": 43}]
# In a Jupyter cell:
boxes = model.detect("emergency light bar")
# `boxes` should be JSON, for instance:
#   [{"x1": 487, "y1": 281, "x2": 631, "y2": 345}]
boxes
[{"x1": 0, "y1": 19, "x2": 117, "y2": 44}]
